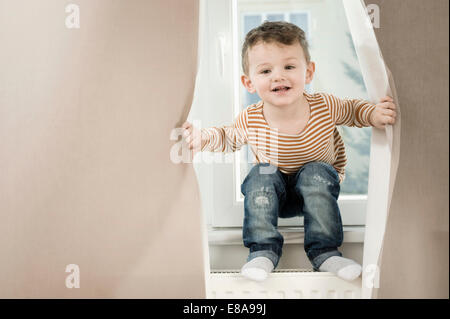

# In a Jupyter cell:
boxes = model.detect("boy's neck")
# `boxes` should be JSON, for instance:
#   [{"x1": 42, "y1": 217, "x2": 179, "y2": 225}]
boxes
[{"x1": 263, "y1": 93, "x2": 309, "y2": 121}]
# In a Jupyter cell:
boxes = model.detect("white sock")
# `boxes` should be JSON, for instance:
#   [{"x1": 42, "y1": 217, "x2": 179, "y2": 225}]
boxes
[
  {"x1": 241, "y1": 257, "x2": 274, "y2": 282},
  {"x1": 318, "y1": 256, "x2": 362, "y2": 281}
]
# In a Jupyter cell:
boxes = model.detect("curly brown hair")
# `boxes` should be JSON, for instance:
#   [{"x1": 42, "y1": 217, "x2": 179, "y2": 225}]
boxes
[{"x1": 241, "y1": 20, "x2": 310, "y2": 75}]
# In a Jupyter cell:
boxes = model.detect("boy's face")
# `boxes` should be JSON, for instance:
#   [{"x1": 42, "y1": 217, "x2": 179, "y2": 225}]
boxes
[{"x1": 241, "y1": 41, "x2": 315, "y2": 108}]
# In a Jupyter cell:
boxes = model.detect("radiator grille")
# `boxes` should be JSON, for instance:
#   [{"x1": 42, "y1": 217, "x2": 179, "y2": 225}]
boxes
[
  {"x1": 211, "y1": 268, "x2": 315, "y2": 274},
  {"x1": 207, "y1": 271, "x2": 361, "y2": 299}
]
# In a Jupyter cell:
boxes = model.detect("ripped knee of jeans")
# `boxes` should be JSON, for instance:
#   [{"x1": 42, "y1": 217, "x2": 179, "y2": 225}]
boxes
[
  {"x1": 254, "y1": 194, "x2": 270, "y2": 206},
  {"x1": 312, "y1": 174, "x2": 334, "y2": 186},
  {"x1": 250, "y1": 188, "x2": 275, "y2": 207}
]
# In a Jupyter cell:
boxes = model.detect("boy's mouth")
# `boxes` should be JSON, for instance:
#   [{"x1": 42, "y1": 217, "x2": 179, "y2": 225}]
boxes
[{"x1": 271, "y1": 86, "x2": 291, "y2": 92}]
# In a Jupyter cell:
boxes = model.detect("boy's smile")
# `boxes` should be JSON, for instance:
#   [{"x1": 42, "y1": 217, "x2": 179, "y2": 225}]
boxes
[
  {"x1": 271, "y1": 85, "x2": 292, "y2": 94},
  {"x1": 241, "y1": 41, "x2": 315, "y2": 112}
]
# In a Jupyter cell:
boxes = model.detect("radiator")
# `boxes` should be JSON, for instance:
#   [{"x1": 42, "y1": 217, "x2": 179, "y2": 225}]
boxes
[{"x1": 207, "y1": 269, "x2": 362, "y2": 299}]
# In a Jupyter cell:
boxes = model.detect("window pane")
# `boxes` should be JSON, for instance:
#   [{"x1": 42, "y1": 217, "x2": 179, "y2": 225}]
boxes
[
  {"x1": 239, "y1": 11, "x2": 313, "y2": 188},
  {"x1": 289, "y1": 13, "x2": 308, "y2": 36},
  {"x1": 267, "y1": 14, "x2": 284, "y2": 21},
  {"x1": 339, "y1": 127, "x2": 371, "y2": 195},
  {"x1": 244, "y1": 15, "x2": 261, "y2": 33},
  {"x1": 237, "y1": 1, "x2": 370, "y2": 198}
]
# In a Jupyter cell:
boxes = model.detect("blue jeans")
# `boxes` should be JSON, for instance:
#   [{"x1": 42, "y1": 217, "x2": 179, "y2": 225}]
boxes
[{"x1": 240, "y1": 162, "x2": 343, "y2": 271}]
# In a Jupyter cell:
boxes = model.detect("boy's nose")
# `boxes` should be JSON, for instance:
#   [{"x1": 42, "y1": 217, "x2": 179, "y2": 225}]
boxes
[{"x1": 271, "y1": 69, "x2": 287, "y2": 81}]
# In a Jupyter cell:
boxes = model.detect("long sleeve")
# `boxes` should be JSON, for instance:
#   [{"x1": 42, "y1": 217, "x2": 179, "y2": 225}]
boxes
[
  {"x1": 200, "y1": 109, "x2": 249, "y2": 153},
  {"x1": 322, "y1": 93, "x2": 376, "y2": 127}
]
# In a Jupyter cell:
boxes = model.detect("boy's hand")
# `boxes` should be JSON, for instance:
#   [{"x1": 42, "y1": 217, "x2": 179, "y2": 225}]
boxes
[
  {"x1": 181, "y1": 121, "x2": 206, "y2": 157},
  {"x1": 370, "y1": 96, "x2": 397, "y2": 129}
]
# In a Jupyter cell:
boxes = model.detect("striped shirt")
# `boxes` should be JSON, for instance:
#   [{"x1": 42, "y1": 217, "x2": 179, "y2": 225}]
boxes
[{"x1": 201, "y1": 92, "x2": 376, "y2": 183}]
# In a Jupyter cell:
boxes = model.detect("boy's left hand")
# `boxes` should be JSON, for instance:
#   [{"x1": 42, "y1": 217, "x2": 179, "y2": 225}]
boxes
[{"x1": 370, "y1": 96, "x2": 397, "y2": 129}]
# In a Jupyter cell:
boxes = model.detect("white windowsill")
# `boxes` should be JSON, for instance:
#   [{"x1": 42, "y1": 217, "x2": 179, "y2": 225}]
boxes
[{"x1": 208, "y1": 226, "x2": 365, "y2": 246}]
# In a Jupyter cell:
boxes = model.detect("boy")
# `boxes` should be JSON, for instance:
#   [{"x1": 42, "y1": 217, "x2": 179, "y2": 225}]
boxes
[{"x1": 182, "y1": 21, "x2": 396, "y2": 282}]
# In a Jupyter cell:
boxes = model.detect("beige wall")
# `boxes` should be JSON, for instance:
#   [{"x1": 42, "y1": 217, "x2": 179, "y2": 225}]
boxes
[
  {"x1": 0, "y1": 0, "x2": 205, "y2": 298},
  {"x1": 371, "y1": 0, "x2": 449, "y2": 298}
]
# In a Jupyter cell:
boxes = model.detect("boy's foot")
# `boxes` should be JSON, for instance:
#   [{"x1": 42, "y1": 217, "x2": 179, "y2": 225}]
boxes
[
  {"x1": 318, "y1": 256, "x2": 362, "y2": 281},
  {"x1": 241, "y1": 257, "x2": 274, "y2": 282}
]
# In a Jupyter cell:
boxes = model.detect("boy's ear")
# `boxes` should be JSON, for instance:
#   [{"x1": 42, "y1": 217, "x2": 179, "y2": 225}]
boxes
[
  {"x1": 241, "y1": 74, "x2": 256, "y2": 94},
  {"x1": 305, "y1": 61, "x2": 315, "y2": 84}
]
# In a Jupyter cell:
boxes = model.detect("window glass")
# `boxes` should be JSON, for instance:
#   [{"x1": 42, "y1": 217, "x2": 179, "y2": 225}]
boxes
[
  {"x1": 237, "y1": 0, "x2": 371, "y2": 198},
  {"x1": 266, "y1": 13, "x2": 284, "y2": 21}
]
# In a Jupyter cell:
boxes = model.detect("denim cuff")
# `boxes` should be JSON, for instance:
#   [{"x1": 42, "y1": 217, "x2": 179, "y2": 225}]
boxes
[
  {"x1": 311, "y1": 250, "x2": 342, "y2": 271},
  {"x1": 248, "y1": 250, "x2": 280, "y2": 269}
]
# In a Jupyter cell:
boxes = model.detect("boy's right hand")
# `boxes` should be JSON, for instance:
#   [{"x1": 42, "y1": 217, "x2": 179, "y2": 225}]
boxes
[{"x1": 181, "y1": 121, "x2": 206, "y2": 157}]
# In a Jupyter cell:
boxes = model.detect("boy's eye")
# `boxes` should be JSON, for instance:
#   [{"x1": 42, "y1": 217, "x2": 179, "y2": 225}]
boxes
[
  {"x1": 285, "y1": 65, "x2": 295, "y2": 69},
  {"x1": 260, "y1": 69, "x2": 271, "y2": 74}
]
